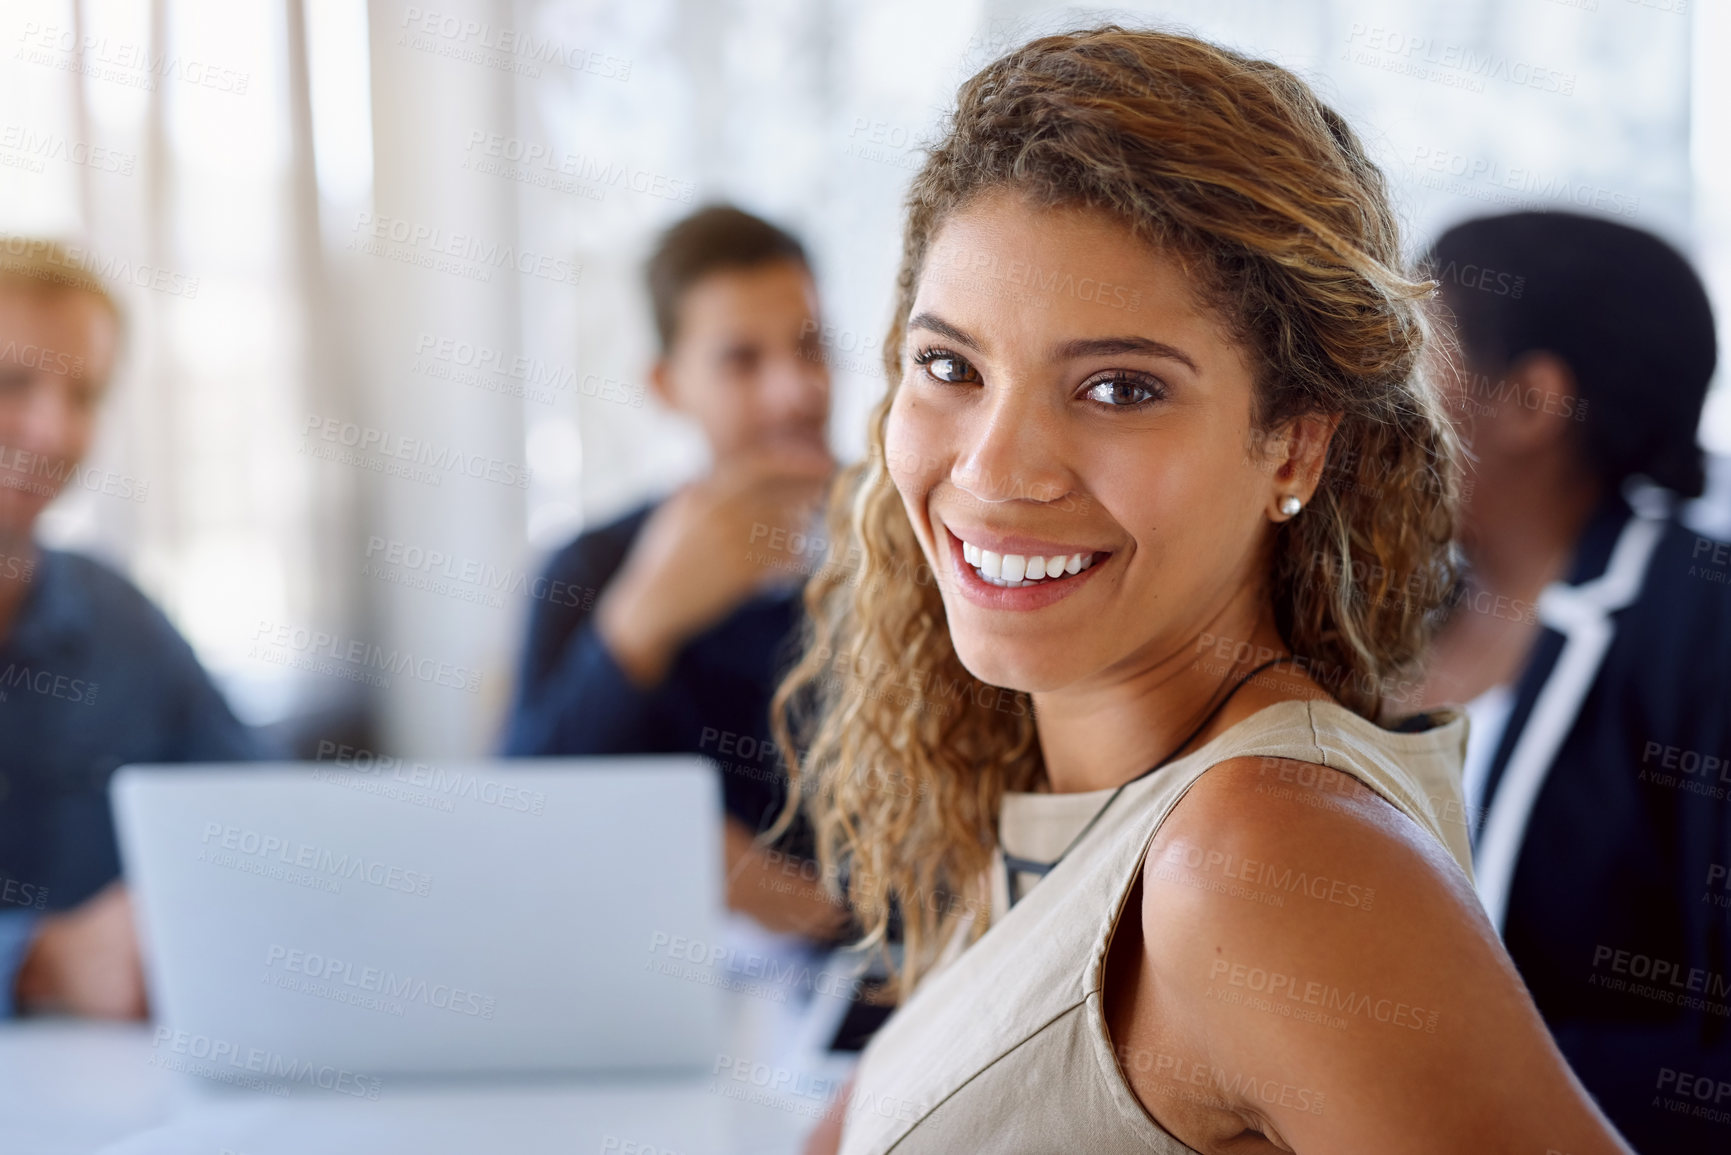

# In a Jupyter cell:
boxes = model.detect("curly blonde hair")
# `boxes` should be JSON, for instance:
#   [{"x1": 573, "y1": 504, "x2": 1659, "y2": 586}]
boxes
[{"x1": 771, "y1": 26, "x2": 1462, "y2": 994}]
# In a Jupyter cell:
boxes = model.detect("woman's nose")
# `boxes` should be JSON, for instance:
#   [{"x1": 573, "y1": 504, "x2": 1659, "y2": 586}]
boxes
[{"x1": 951, "y1": 386, "x2": 1072, "y2": 506}]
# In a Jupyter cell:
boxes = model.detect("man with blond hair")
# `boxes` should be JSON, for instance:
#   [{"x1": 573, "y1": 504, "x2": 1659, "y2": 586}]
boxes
[{"x1": 0, "y1": 238, "x2": 263, "y2": 1019}]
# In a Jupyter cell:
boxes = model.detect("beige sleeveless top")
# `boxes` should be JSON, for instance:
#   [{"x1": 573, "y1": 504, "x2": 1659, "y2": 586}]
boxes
[{"x1": 836, "y1": 698, "x2": 1471, "y2": 1154}]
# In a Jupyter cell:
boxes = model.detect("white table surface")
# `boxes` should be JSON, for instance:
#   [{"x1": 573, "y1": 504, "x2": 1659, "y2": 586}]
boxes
[{"x1": 0, "y1": 948, "x2": 861, "y2": 1155}]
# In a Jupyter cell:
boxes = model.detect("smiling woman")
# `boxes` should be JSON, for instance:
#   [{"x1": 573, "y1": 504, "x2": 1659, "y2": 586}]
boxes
[
  {"x1": 773, "y1": 24, "x2": 1633, "y2": 1155},
  {"x1": 777, "y1": 21, "x2": 1461, "y2": 992}
]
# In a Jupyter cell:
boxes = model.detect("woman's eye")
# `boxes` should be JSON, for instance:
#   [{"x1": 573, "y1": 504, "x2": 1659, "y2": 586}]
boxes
[
  {"x1": 1083, "y1": 376, "x2": 1163, "y2": 407},
  {"x1": 914, "y1": 350, "x2": 980, "y2": 384}
]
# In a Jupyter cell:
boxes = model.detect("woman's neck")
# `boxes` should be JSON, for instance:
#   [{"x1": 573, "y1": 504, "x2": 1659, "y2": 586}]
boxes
[
  {"x1": 1030, "y1": 602, "x2": 1299, "y2": 795},
  {"x1": 1463, "y1": 460, "x2": 1602, "y2": 607}
]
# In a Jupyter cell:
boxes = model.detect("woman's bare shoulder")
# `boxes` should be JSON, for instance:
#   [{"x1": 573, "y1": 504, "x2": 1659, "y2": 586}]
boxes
[
  {"x1": 1136, "y1": 753, "x2": 1490, "y2": 1055},
  {"x1": 1138, "y1": 752, "x2": 1491, "y2": 1034},
  {"x1": 1118, "y1": 755, "x2": 1628, "y2": 1152},
  {"x1": 1148, "y1": 753, "x2": 1471, "y2": 906}
]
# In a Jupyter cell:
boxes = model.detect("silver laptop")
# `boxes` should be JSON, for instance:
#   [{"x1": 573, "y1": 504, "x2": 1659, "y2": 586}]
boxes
[{"x1": 112, "y1": 757, "x2": 726, "y2": 1081}]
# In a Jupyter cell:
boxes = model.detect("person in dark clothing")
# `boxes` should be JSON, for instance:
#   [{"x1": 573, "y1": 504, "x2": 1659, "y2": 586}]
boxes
[
  {"x1": 1417, "y1": 211, "x2": 1728, "y2": 1152},
  {"x1": 507, "y1": 504, "x2": 803, "y2": 837},
  {"x1": 0, "y1": 239, "x2": 264, "y2": 1019},
  {"x1": 505, "y1": 206, "x2": 847, "y2": 941}
]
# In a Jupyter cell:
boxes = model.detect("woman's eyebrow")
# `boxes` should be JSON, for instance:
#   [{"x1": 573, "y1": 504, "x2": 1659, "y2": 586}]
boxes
[
  {"x1": 907, "y1": 312, "x2": 981, "y2": 350},
  {"x1": 1053, "y1": 335, "x2": 1199, "y2": 373},
  {"x1": 907, "y1": 313, "x2": 1200, "y2": 375}
]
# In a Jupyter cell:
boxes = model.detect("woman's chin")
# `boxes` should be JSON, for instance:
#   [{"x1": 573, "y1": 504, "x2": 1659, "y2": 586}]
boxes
[{"x1": 952, "y1": 643, "x2": 1075, "y2": 699}]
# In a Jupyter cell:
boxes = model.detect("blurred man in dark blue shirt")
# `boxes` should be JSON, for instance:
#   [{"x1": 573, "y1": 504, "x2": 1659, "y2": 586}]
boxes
[
  {"x1": 0, "y1": 240, "x2": 262, "y2": 1019},
  {"x1": 506, "y1": 207, "x2": 848, "y2": 941}
]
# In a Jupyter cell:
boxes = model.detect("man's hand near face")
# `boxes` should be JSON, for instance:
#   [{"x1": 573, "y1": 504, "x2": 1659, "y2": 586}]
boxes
[
  {"x1": 596, "y1": 440, "x2": 835, "y2": 687},
  {"x1": 14, "y1": 882, "x2": 149, "y2": 1019}
]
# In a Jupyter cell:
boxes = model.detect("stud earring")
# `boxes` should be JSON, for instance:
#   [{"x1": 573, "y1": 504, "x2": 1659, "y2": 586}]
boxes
[{"x1": 1279, "y1": 495, "x2": 1302, "y2": 517}]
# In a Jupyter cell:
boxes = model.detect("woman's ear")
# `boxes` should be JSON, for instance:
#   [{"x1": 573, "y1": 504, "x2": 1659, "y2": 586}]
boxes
[
  {"x1": 1262, "y1": 412, "x2": 1342, "y2": 521},
  {"x1": 1491, "y1": 352, "x2": 1581, "y2": 456}
]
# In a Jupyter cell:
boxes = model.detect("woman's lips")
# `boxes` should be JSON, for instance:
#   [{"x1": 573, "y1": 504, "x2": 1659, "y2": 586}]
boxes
[{"x1": 943, "y1": 526, "x2": 1108, "y2": 611}]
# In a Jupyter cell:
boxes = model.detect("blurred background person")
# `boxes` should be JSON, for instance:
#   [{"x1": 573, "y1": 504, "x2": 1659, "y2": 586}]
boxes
[
  {"x1": 504, "y1": 206, "x2": 849, "y2": 943},
  {"x1": 0, "y1": 241, "x2": 266, "y2": 1020},
  {"x1": 1417, "y1": 210, "x2": 1728, "y2": 1152}
]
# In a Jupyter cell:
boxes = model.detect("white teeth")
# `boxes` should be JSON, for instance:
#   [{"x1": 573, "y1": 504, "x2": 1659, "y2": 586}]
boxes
[{"x1": 955, "y1": 533, "x2": 1097, "y2": 588}]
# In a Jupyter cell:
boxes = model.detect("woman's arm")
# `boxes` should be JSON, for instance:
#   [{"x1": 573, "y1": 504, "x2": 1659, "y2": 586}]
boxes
[{"x1": 1110, "y1": 755, "x2": 1632, "y2": 1154}]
